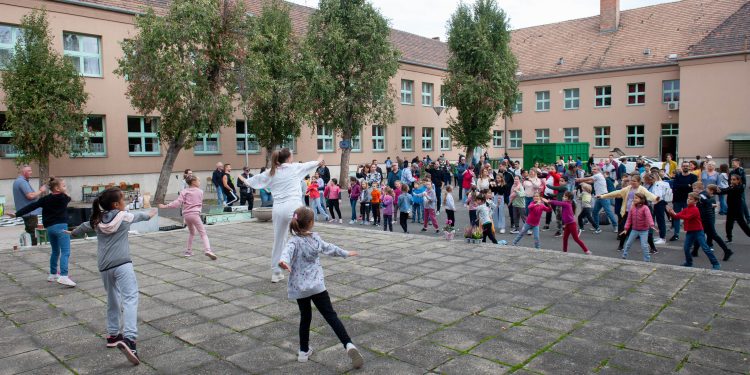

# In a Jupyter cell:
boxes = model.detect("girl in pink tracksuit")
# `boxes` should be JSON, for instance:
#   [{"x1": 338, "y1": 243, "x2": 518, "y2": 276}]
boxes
[
  {"x1": 159, "y1": 175, "x2": 216, "y2": 260},
  {"x1": 546, "y1": 192, "x2": 591, "y2": 255},
  {"x1": 620, "y1": 192, "x2": 655, "y2": 262}
]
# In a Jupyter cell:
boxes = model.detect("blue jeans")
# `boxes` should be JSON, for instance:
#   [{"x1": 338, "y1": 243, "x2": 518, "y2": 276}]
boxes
[
  {"x1": 492, "y1": 195, "x2": 505, "y2": 230},
  {"x1": 622, "y1": 229, "x2": 651, "y2": 262},
  {"x1": 412, "y1": 202, "x2": 423, "y2": 223},
  {"x1": 683, "y1": 230, "x2": 719, "y2": 267},
  {"x1": 350, "y1": 198, "x2": 358, "y2": 221},
  {"x1": 311, "y1": 197, "x2": 329, "y2": 221},
  {"x1": 47, "y1": 223, "x2": 71, "y2": 276},
  {"x1": 672, "y1": 201, "x2": 687, "y2": 237},
  {"x1": 260, "y1": 190, "x2": 272, "y2": 206},
  {"x1": 718, "y1": 194, "x2": 727, "y2": 215},
  {"x1": 524, "y1": 197, "x2": 533, "y2": 215},
  {"x1": 513, "y1": 223, "x2": 540, "y2": 249},
  {"x1": 215, "y1": 184, "x2": 225, "y2": 204},
  {"x1": 101, "y1": 263, "x2": 139, "y2": 340},
  {"x1": 653, "y1": 201, "x2": 667, "y2": 239},
  {"x1": 592, "y1": 198, "x2": 618, "y2": 231}
]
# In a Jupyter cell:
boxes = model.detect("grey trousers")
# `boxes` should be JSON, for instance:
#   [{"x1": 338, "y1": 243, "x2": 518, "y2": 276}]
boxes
[{"x1": 101, "y1": 263, "x2": 139, "y2": 340}]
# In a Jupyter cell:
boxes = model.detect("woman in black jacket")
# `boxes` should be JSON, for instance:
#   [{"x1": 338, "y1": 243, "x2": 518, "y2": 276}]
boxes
[{"x1": 717, "y1": 174, "x2": 750, "y2": 242}]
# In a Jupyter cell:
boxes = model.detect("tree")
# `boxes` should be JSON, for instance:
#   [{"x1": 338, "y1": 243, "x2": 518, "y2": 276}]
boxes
[
  {"x1": 237, "y1": 0, "x2": 307, "y2": 167},
  {"x1": 304, "y1": 0, "x2": 400, "y2": 189},
  {"x1": 0, "y1": 9, "x2": 88, "y2": 185},
  {"x1": 443, "y1": 0, "x2": 518, "y2": 163},
  {"x1": 115, "y1": 0, "x2": 245, "y2": 204}
]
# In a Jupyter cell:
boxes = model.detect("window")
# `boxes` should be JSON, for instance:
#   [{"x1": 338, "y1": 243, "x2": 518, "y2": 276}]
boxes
[
  {"x1": 563, "y1": 127, "x2": 579, "y2": 143},
  {"x1": 595, "y1": 86, "x2": 612, "y2": 107},
  {"x1": 421, "y1": 127, "x2": 433, "y2": 151},
  {"x1": 661, "y1": 123, "x2": 679, "y2": 136},
  {"x1": 662, "y1": 80, "x2": 680, "y2": 103},
  {"x1": 351, "y1": 127, "x2": 361, "y2": 152},
  {"x1": 278, "y1": 135, "x2": 296, "y2": 153},
  {"x1": 509, "y1": 130, "x2": 522, "y2": 149},
  {"x1": 513, "y1": 93, "x2": 523, "y2": 113},
  {"x1": 372, "y1": 125, "x2": 385, "y2": 151},
  {"x1": 535, "y1": 129, "x2": 550, "y2": 143},
  {"x1": 627, "y1": 125, "x2": 645, "y2": 147},
  {"x1": 627, "y1": 83, "x2": 646, "y2": 105},
  {"x1": 0, "y1": 24, "x2": 22, "y2": 69},
  {"x1": 235, "y1": 120, "x2": 259, "y2": 154},
  {"x1": 400, "y1": 79, "x2": 413, "y2": 104},
  {"x1": 535, "y1": 91, "x2": 550, "y2": 111},
  {"x1": 440, "y1": 128, "x2": 451, "y2": 150},
  {"x1": 492, "y1": 130, "x2": 504, "y2": 148},
  {"x1": 71, "y1": 116, "x2": 106, "y2": 157},
  {"x1": 194, "y1": 133, "x2": 220, "y2": 154},
  {"x1": 401, "y1": 126, "x2": 414, "y2": 151},
  {"x1": 127, "y1": 117, "x2": 160, "y2": 155},
  {"x1": 564, "y1": 88, "x2": 579, "y2": 110},
  {"x1": 317, "y1": 125, "x2": 335, "y2": 152},
  {"x1": 422, "y1": 83, "x2": 433, "y2": 106},
  {"x1": 63, "y1": 32, "x2": 102, "y2": 77},
  {"x1": 594, "y1": 126, "x2": 610, "y2": 148},
  {"x1": 440, "y1": 85, "x2": 447, "y2": 107},
  {"x1": 0, "y1": 112, "x2": 18, "y2": 158}
]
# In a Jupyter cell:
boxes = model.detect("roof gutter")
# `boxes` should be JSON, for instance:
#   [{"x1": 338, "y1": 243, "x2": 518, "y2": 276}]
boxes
[
  {"x1": 398, "y1": 59, "x2": 448, "y2": 72},
  {"x1": 51, "y1": 0, "x2": 142, "y2": 16},
  {"x1": 677, "y1": 50, "x2": 750, "y2": 61},
  {"x1": 517, "y1": 62, "x2": 679, "y2": 83}
]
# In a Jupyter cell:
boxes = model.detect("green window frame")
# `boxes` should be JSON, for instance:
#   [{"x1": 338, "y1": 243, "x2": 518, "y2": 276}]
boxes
[
  {"x1": 535, "y1": 128, "x2": 550, "y2": 143},
  {"x1": 535, "y1": 91, "x2": 550, "y2": 112},
  {"x1": 563, "y1": 127, "x2": 579, "y2": 143},
  {"x1": 0, "y1": 24, "x2": 22, "y2": 69},
  {"x1": 400, "y1": 79, "x2": 413, "y2": 105},
  {"x1": 661, "y1": 123, "x2": 679, "y2": 136},
  {"x1": 509, "y1": 130, "x2": 522, "y2": 149},
  {"x1": 421, "y1": 82, "x2": 433, "y2": 107},
  {"x1": 564, "y1": 88, "x2": 579, "y2": 110},
  {"x1": 0, "y1": 112, "x2": 19, "y2": 158},
  {"x1": 277, "y1": 135, "x2": 296, "y2": 153},
  {"x1": 63, "y1": 32, "x2": 102, "y2": 77},
  {"x1": 236, "y1": 120, "x2": 259, "y2": 154},
  {"x1": 440, "y1": 128, "x2": 451, "y2": 151},
  {"x1": 594, "y1": 126, "x2": 610, "y2": 148},
  {"x1": 127, "y1": 117, "x2": 160, "y2": 156},
  {"x1": 626, "y1": 125, "x2": 645, "y2": 148},
  {"x1": 513, "y1": 93, "x2": 523, "y2": 113},
  {"x1": 662, "y1": 80, "x2": 680, "y2": 103},
  {"x1": 627, "y1": 82, "x2": 646, "y2": 105},
  {"x1": 71, "y1": 116, "x2": 106, "y2": 157},
  {"x1": 595, "y1": 86, "x2": 612, "y2": 108},
  {"x1": 440, "y1": 85, "x2": 447, "y2": 107},
  {"x1": 317, "y1": 125, "x2": 335, "y2": 152},
  {"x1": 492, "y1": 130, "x2": 504, "y2": 148},
  {"x1": 372, "y1": 125, "x2": 385, "y2": 152},
  {"x1": 421, "y1": 127, "x2": 433, "y2": 151},
  {"x1": 351, "y1": 126, "x2": 362, "y2": 152},
  {"x1": 401, "y1": 126, "x2": 414, "y2": 151},
  {"x1": 194, "y1": 132, "x2": 221, "y2": 154}
]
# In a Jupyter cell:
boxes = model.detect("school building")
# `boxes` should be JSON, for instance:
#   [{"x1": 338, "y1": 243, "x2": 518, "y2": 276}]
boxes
[{"x1": 0, "y1": 0, "x2": 748, "y2": 201}]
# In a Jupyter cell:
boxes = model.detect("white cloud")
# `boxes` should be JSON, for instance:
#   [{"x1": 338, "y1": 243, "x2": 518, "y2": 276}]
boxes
[{"x1": 286, "y1": 0, "x2": 678, "y2": 39}]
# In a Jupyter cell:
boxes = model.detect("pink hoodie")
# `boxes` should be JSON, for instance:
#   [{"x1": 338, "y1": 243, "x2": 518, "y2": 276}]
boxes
[
  {"x1": 165, "y1": 187, "x2": 204, "y2": 216},
  {"x1": 625, "y1": 204, "x2": 654, "y2": 231}
]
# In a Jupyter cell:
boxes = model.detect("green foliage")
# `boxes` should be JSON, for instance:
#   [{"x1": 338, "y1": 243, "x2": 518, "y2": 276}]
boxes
[
  {"x1": 443, "y1": 0, "x2": 518, "y2": 160},
  {"x1": 237, "y1": 0, "x2": 306, "y2": 163},
  {"x1": 0, "y1": 8, "x2": 88, "y2": 180},
  {"x1": 304, "y1": 0, "x2": 400, "y2": 188}
]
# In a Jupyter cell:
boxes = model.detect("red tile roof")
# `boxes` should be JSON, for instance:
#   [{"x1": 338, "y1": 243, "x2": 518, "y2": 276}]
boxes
[{"x1": 688, "y1": 1, "x2": 750, "y2": 56}]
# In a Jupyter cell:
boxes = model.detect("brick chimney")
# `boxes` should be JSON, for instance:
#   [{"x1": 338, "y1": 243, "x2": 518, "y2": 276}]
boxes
[{"x1": 600, "y1": 0, "x2": 620, "y2": 33}]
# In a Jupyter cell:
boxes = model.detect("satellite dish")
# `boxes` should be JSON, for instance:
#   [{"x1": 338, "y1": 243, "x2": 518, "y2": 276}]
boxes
[{"x1": 433, "y1": 106, "x2": 445, "y2": 116}]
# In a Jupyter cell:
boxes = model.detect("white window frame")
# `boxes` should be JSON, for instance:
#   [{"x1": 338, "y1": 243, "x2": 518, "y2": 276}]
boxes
[
  {"x1": 626, "y1": 125, "x2": 645, "y2": 148},
  {"x1": 535, "y1": 91, "x2": 550, "y2": 112},
  {"x1": 594, "y1": 126, "x2": 610, "y2": 148},
  {"x1": 63, "y1": 32, "x2": 102, "y2": 78},
  {"x1": 563, "y1": 127, "x2": 579, "y2": 143},
  {"x1": 371, "y1": 125, "x2": 385, "y2": 152},
  {"x1": 235, "y1": 119, "x2": 259, "y2": 154},
  {"x1": 513, "y1": 93, "x2": 523, "y2": 113},
  {"x1": 492, "y1": 130, "x2": 504, "y2": 148},
  {"x1": 627, "y1": 82, "x2": 646, "y2": 106},
  {"x1": 194, "y1": 132, "x2": 221, "y2": 155},
  {"x1": 400, "y1": 79, "x2": 413, "y2": 105},
  {"x1": 564, "y1": 88, "x2": 579, "y2": 110},
  {"x1": 595, "y1": 86, "x2": 612, "y2": 108},
  {"x1": 317, "y1": 125, "x2": 335, "y2": 152},
  {"x1": 535, "y1": 128, "x2": 550, "y2": 144},
  {"x1": 127, "y1": 117, "x2": 160, "y2": 156},
  {"x1": 421, "y1": 82, "x2": 433, "y2": 107},
  {"x1": 401, "y1": 126, "x2": 414, "y2": 151},
  {"x1": 440, "y1": 128, "x2": 451, "y2": 150},
  {"x1": 421, "y1": 127, "x2": 434, "y2": 151},
  {"x1": 0, "y1": 24, "x2": 22, "y2": 69},
  {"x1": 662, "y1": 80, "x2": 680, "y2": 103},
  {"x1": 509, "y1": 130, "x2": 522, "y2": 149},
  {"x1": 71, "y1": 115, "x2": 107, "y2": 157}
]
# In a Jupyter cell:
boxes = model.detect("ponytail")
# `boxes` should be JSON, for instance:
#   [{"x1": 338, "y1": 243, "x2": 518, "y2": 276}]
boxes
[
  {"x1": 270, "y1": 148, "x2": 291, "y2": 177},
  {"x1": 48, "y1": 176, "x2": 63, "y2": 192},
  {"x1": 90, "y1": 188, "x2": 123, "y2": 227},
  {"x1": 289, "y1": 207, "x2": 314, "y2": 236}
]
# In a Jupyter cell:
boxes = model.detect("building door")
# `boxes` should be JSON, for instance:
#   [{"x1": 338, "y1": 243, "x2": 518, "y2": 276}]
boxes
[{"x1": 660, "y1": 124, "x2": 679, "y2": 161}]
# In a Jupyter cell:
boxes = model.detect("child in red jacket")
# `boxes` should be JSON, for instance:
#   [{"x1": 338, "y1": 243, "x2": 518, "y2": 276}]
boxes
[{"x1": 667, "y1": 192, "x2": 720, "y2": 270}]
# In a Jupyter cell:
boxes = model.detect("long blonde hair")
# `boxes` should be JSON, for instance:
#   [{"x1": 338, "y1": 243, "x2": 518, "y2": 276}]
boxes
[{"x1": 270, "y1": 148, "x2": 291, "y2": 176}]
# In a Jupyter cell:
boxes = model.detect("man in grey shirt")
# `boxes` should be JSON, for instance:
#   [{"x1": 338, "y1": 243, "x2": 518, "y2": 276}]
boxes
[
  {"x1": 12, "y1": 165, "x2": 47, "y2": 245},
  {"x1": 577, "y1": 165, "x2": 618, "y2": 233}
]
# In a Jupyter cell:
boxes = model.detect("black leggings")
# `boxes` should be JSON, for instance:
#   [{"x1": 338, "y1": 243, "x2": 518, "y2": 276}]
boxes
[
  {"x1": 726, "y1": 212, "x2": 750, "y2": 242},
  {"x1": 399, "y1": 212, "x2": 409, "y2": 232},
  {"x1": 327, "y1": 199, "x2": 341, "y2": 219},
  {"x1": 578, "y1": 207, "x2": 596, "y2": 229},
  {"x1": 360, "y1": 203, "x2": 370, "y2": 222},
  {"x1": 446, "y1": 209, "x2": 455, "y2": 226},
  {"x1": 693, "y1": 219, "x2": 731, "y2": 255},
  {"x1": 371, "y1": 204, "x2": 381, "y2": 224},
  {"x1": 383, "y1": 215, "x2": 393, "y2": 232},
  {"x1": 482, "y1": 222, "x2": 498, "y2": 244},
  {"x1": 296, "y1": 291, "x2": 351, "y2": 352}
]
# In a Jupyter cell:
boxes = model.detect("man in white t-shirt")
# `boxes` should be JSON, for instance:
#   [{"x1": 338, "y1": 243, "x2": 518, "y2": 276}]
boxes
[{"x1": 576, "y1": 165, "x2": 618, "y2": 233}]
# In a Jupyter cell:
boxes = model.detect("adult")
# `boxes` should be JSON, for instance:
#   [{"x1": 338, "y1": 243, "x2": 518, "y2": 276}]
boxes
[
  {"x1": 247, "y1": 149, "x2": 323, "y2": 283},
  {"x1": 317, "y1": 160, "x2": 331, "y2": 186},
  {"x1": 455, "y1": 157, "x2": 468, "y2": 199},
  {"x1": 499, "y1": 163, "x2": 515, "y2": 228},
  {"x1": 474, "y1": 155, "x2": 486, "y2": 176},
  {"x1": 385, "y1": 157, "x2": 392, "y2": 169},
  {"x1": 598, "y1": 174, "x2": 659, "y2": 251},
  {"x1": 616, "y1": 157, "x2": 627, "y2": 181},
  {"x1": 179, "y1": 169, "x2": 192, "y2": 192},
  {"x1": 211, "y1": 162, "x2": 225, "y2": 204},
  {"x1": 237, "y1": 166, "x2": 254, "y2": 211},
  {"x1": 12, "y1": 165, "x2": 47, "y2": 246},
  {"x1": 221, "y1": 164, "x2": 239, "y2": 206},
  {"x1": 729, "y1": 158, "x2": 750, "y2": 222},
  {"x1": 523, "y1": 169, "x2": 543, "y2": 212},
  {"x1": 645, "y1": 173, "x2": 670, "y2": 244},
  {"x1": 371, "y1": 159, "x2": 383, "y2": 177},
  {"x1": 587, "y1": 155, "x2": 594, "y2": 174},
  {"x1": 476, "y1": 167, "x2": 491, "y2": 191},
  {"x1": 670, "y1": 162, "x2": 698, "y2": 241},
  {"x1": 663, "y1": 153, "x2": 678, "y2": 178},
  {"x1": 577, "y1": 165, "x2": 617, "y2": 233},
  {"x1": 512, "y1": 160, "x2": 523, "y2": 177},
  {"x1": 701, "y1": 161, "x2": 719, "y2": 188},
  {"x1": 386, "y1": 164, "x2": 401, "y2": 189},
  {"x1": 601, "y1": 154, "x2": 617, "y2": 175},
  {"x1": 258, "y1": 167, "x2": 273, "y2": 207},
  {"x1": 427, "y1": 162, "x2": 445, "y2": 213},
  {"x1": 366, "y1": 164, "x2": 382, "y2": 186},
  {"x1": 688, "y1": 160, "x2": 701, "y2": 180},
  {"x1": 400, "y1": 163, "x2": 416, "y2": 188}
]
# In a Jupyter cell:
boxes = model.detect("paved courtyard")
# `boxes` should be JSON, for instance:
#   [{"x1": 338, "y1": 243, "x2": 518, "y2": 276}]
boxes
[{"x1": 1, "y1": 221, "x2": 749, "y2": 374}]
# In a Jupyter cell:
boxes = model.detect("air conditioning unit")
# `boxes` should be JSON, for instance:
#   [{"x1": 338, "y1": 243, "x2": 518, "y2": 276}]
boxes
[{"x1": 667, "y1": 101, "x2": 679, "y2": 111}]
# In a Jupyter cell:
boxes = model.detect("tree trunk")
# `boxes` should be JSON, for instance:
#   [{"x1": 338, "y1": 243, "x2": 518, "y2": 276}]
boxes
[
  {"x1": 339, "y1": 123, "x2": 353, "y2": 190},
  {"x1": 37, "y1": 156, "x2": 50, "y2": 190},
  {"x1": 153, "y1": 135, "x2": 186, "y2": 204},
  {"x1": 264, "y1": 146, "x2": 273, "y2": 169},
  {"x1": 465, "y1": 146, "x2": 474, "y2": 169}
]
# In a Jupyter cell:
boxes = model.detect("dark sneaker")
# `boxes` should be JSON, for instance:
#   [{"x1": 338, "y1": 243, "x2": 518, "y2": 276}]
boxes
[
  {"x1": 554, "y1": 231, "x2": 562, "y2": 237},
  {"x1": 669, "y1": 235, "x2": 680, "y2": 242},
  {"x1": 106, "y1": 333, "x2": 123, "y2": 348},
  {"x1": 117, "y1": 338, "x2": 140, "y2": 365},
  {"x1": 723, "y1": 249, "x2": 733, "y2": 262}
]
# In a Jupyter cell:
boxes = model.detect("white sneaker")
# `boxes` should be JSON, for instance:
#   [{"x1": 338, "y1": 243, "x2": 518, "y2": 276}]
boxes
[
  {"x1": 339, "y1": 219, "x2": 343, "y2": 224},
  {"x1": 56, "y1": 276, "x2": 76, "y2": 287},
  {"x1": 346, "y1": 343, "x2": 364, "y2": 369},
  {"x1": 654, "y1": 238, "x2": 666, "y2": 245},
  {"x1": 298, "y1": 348, "x2": 313, "y2": 362},
  {"x1": 578, "y1": 229, "x2": 583, "y2": 236},
  {"x1": 527, "y1": 230, "x2": 532, "y2": 235},
  {"x1": 349, "y1": 220, "x2": 355, "y2": 224},
  {"x1": 47, "y1": 274, "x2": 58, "y2": 282},
  {"x1": 271, "y1": 273, "x2": 284, "y2": 283},
  {"x1": 500, "y1": 229, "x2": 506, "y2": 234}
]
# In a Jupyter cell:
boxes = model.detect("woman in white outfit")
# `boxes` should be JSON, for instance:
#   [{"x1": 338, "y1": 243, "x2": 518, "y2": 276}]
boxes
[{"x1": 248, "y1": 148, "x2": 323, "y2": 283}]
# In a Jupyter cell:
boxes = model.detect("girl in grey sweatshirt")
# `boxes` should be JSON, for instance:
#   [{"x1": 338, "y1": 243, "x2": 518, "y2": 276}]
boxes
[{"x1": 279, "y1": 207, "x2": 364, "y2": 369}]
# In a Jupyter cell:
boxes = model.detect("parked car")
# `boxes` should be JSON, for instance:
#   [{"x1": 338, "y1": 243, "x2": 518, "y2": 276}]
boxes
[{"x1": 618, "y1": 155, "x2": 664, "y2": 174}]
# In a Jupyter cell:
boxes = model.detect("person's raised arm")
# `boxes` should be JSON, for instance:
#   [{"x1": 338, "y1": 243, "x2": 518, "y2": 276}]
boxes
[
  {"x1": 317, "y1": 235, "x2": 353, "y2": 257},
  {"x1": 247, "y1": 169, "x2": 272, "y2": 190}
]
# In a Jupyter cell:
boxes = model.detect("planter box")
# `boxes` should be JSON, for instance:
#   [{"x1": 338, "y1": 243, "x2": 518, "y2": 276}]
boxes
[{"x1": 252, "y1": 207, "x2": 273, "y2": 222}]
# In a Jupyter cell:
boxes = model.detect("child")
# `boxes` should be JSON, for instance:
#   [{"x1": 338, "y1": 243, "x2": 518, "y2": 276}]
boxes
[
  {"x1": 511, "y1": 193, "x2": 551, "y2": 249},
  {"x1": 382, "y1": 187, "x2": 395, "y2": 232},
  {"x1": 348, "y1": 176, "x2": 361, "y2": 224},
  {"x1": 577, "y1": 183, "x2": 596, "y2": 233},
  {"x1": 158, "y1": 175, "x2": 217, "y2": 259},
  {"x1": 490, "y1": 176, "x2": 508, "y2": 234},
  {"x1": 443, "y1": 185, "x2": 455, "y2": 226},
  {"x1": 692, "y1": 184, "x2": 733, "y2": 261},
  {"x1": 476, "y1": 192, "x2": 497, "y2": 244},
  {"x1": 417, "y1": 181, "x2": 439, "y2": 233},
  {"x1": 715, "y1": 174, "x2": 750, "y2": 243},
  {"x1": 70, "y1": 188, "x2": 157, "y2": 365},
  {"x1": 619, "y1": 192, "x2": 655, "y2": 261},
  {"x1": 12, "y1": 177, "x2": 75, "y2": 286},
  {"x1": 465, "y1": 186, "x2": 479, "y2": 226},
  {"x1": 394, "y1": 180, "x2": 403, "y2": 203},
  {"x1": 278, "y1": 207, "x2": 364, "y2": 369},
  {"x1": 306, "y1": 178, "x2": 330, "y2": 222},
  {"x1": 370, "y1": 182, "x2": 381, "y2": 226},
  {"x1": 667, "y1": 192, "x2": 721, "y2": 269},
  {"x1": 358, "y1": 180, "x2": 371, "y2": 225},
  {"x1": 548, "y1": 192, "x2": 591, "y2": 255},
  {"x1": 398, "y1": 184, "x2": 413, "y2": 233},
  {"x1": 509, "y1": 176, "x2": 527, "y2": 234},
  {"x1": 411, "y1": 182, "x2": 425, "y2": 223},
  {"x1": 324, "y1": 179, "x2": 342, "y2": 223}
]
